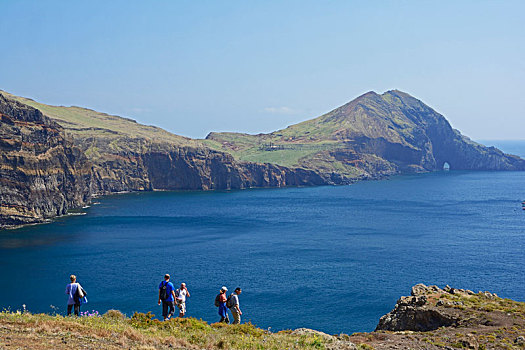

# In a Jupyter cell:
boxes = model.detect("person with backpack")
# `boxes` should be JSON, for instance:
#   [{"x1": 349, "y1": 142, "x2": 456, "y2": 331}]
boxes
[
  {"x1": 227, "y1": 287, "x2": 242, "y2": 324},
  {"x1": 175, "y1": 282, "x2": 190, "y2": 318},
  {"x1": 157, "y1": 274, "x2": 176, "y2": 321},
  {"x1": 215, "y1": 286, "x2": 229, "y2": 323},
  {"x1": 65, "y1": 274, "x2": 87, "y2": 316}
]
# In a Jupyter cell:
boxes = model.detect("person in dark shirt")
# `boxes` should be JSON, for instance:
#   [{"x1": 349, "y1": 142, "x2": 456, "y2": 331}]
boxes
[{"x1": 157, "y1": 274, "x2": 176, "y2": 321}]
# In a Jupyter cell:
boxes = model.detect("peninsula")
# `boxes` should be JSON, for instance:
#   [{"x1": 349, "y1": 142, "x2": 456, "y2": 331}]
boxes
[{"x1": 1, "y1": 90, "x2": 524, "y2": 228}]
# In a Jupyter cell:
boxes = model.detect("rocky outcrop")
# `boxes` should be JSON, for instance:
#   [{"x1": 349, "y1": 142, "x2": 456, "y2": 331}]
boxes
[
  {"x1": 384, "y1": 90, "x2": 525, "y2": 171},
  {"x1": 348, "y1": 284, "x2": 525, "y2": 349},
  {"x1": 375, "y1": 284, "x2": 511, "y2": 332},
  {"x1": 375, "y1": 284, "x2": 460, "y2": 331},
  {"x1": 0, "y1": 95, "x2": 92, "y2": 228}
]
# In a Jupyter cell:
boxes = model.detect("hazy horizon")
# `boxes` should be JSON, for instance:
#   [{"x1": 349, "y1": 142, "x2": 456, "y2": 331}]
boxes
[{"x1": 1, "y1": 0, "x2": 524, "y2": 140}]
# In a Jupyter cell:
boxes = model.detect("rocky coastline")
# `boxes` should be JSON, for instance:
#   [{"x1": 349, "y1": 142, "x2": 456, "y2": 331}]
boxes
[
  {"x1": 2, "y1": 89, "x2": 525, "y2": 229},
  {"x1": 0, "y1": 94, "x2": 92, "y2": 228}
]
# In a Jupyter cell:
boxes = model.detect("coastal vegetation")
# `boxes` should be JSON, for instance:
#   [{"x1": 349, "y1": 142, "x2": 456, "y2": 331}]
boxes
[
  {"x1": 1, "y1": 284, "x2": 524, "y2": 349},
  {"x1": 0, "y1": 309, "x2": 356, "y2": 349}
]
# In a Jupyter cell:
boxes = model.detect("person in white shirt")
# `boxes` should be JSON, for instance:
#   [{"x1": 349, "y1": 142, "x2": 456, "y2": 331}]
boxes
[
  {"x1": 175, "y1": 282, "x2": 190, "y2": 317},
  {"x1": 228, "y1": 287, "x2": 242, "y2": 324}
]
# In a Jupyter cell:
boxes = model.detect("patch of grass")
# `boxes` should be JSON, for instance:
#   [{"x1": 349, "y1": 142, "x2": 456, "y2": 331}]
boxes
[
  {"x1": 450, "y1": 341, "x2": 466, "y2": 348},
  {"x1": 0, "y1": 310, "x2": 337, "y2": 349},
  {"x1": 440, "y1": 292, "x2": 525, "y2": 315},
  {"x1": 356, "y1": 344, "x2": 375, "y2": 350}
]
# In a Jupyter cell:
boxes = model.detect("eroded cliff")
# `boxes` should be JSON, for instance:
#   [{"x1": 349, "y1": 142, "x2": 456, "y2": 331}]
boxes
[{"x1": 0, "y1": 95, "x2": 92, "y2": 228}]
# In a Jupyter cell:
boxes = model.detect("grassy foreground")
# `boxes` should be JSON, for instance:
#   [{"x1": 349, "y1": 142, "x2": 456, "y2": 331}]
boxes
[{"x1": 0, "y1": 310, "x2": 359, "y2": 349}]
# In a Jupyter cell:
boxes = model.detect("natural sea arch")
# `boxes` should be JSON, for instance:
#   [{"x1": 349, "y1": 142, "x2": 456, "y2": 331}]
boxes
[{"x1": 443, "y1": 161, "x2": 451, "y2": 171}]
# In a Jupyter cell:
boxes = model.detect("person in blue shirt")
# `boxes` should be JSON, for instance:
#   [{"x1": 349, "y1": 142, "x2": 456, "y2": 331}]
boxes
[
  {"x1": 65, "y1": 274, "x2": 85, "y2": 316},
  {"x1": 157, "y1": 274, "x2": 176, "y2": 321}
]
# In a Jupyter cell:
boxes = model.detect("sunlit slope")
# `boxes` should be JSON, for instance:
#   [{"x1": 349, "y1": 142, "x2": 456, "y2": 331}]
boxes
[
  {"x1": 0, "y1": 90, "x2": 198, "y2": 147},
  {"x1": 206, "y1": 90, "x2": 525, "y2": 178}
]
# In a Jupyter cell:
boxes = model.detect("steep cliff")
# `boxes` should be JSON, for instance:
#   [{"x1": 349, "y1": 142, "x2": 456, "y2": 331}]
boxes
[
  {"x1": 0, "y1": 95, "x2": 92, "y2": 228},
  {"x1": 0, "y1": 91, "x2": 327, "y2": 197},
  {"x1": 206, "y1": 90, "x2": 525, "y2": 181}
]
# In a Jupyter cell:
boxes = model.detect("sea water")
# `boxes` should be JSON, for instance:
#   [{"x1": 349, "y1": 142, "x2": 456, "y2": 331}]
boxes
[{"x1": 0, "y1": 143, "x2": 524, "y2": 334}]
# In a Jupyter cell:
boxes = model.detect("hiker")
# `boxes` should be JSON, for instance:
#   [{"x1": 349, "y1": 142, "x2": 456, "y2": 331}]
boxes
[
  {"x1": 65, "y1": 274, "x2": 86, "y2": 316},
  {"x1": 227, "y1": 287, "x2": 242, "y2": 324},
  {"x1": 175, "y1": 282, "x2": 190, "y2": 317},
  {"x1": 157, "y1": 274, "x2": 176, "y2": 321},
  {"x1": 215, "y1": 286, "x2": 229, "y2": 323}
]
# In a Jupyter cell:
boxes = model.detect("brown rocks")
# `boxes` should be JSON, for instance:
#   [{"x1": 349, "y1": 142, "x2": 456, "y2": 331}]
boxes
[
  {"x1": 366, "y1": 284, "x2": 525, "y2": 350},
  {"x1": 0, "y1": 95, "x2": 92, "y2": 228},
  {"x1": 376, "y1": 293, "x2": 459, "y2": 331}
]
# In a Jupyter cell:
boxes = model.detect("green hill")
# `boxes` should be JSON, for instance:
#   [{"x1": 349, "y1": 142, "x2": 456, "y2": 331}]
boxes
[
  {"x1": 0, "y1": 90, "x2": 197, "y2": 147},
  {"x1": 205, "y1": 90, "x2": 525, "y2": 180}
]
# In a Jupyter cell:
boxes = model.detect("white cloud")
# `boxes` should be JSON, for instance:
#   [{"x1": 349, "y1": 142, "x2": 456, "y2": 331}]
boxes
[{"x1": 262, "y1": 106, "x2": 298, "y2": 115}]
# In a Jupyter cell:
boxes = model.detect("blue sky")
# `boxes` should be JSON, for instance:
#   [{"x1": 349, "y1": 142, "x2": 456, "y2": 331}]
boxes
[{"x1": 1, "y1": 0, "x2": 524, "y2": 139}]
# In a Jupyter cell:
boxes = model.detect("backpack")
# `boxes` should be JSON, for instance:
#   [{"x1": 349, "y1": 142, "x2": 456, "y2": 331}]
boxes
[
  {"x1": 226, "y1": 293, "x2": 235, "y2": 308},
  {"x1": 160, "y1": 281, "x2": 168, "y2": 301},
  {"x1": 214, "y1": 294, "x2": 221, "y2": 307},
  {"x1": 73, "y1": 284, "x2": 86, "y2": 304}
]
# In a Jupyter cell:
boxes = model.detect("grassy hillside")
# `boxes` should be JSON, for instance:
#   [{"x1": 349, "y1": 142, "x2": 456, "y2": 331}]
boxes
[
  {"x1": 2, "y1": 286, "x2": 524, "y2": 349},
  {"x1": 0, "y1": 310, "x2": 358, "y2": 349},
  {"x1": 0, "y1": 90, "x2": 199, "y2": 147},
  {"x1": 204, "y1": 91, "x2": 428, "y2": 165},
  {"x1": 203, "y1": 91, "x2": 423, "y2": 178},
  {"x1": 205, "y1": 90, "x2": 525, "y2": 177},
  {"x1": 3, "y1": 89, "x2": 523, "y2": 192}
]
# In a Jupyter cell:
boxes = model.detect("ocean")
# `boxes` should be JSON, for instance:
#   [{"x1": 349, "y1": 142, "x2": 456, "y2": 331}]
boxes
[{"x1": 0, "y1": 141, "x2": 524, "y2": 334}]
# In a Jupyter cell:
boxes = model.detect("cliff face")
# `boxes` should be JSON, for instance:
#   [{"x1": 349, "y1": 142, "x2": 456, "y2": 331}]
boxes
[
  {"x1": 383, "y1": 90, "x2": 525, "y2": 171},
  {"x1": 158, "y1": 148, "x2": 326, "y2": 189},
  {"x1": 0, "y1": 91, "x2": 329, "y2": 196},
  {"x1": 206, "y1": 90, "x2": 525, "y2": 181},
  {"x1": 80, "y1": 139, "x2": 327, "y2": 193},
  {"x1": 0, "y1": 95, "x2": 92, "y2": 228}
]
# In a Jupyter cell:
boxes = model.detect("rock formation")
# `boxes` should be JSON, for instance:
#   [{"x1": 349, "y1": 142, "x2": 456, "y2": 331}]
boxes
[
  {"x1": 0, "y1": 95, "x2": 92, "y2": 228},
  {"x1": 356, "y1": 284, "x2": 525, "y2": 349},
  {"x1": 207, "y1": 90, "x2": 525, "y2": 182}
]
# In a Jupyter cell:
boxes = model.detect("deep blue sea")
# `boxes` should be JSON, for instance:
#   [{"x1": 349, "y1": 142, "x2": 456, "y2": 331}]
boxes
[{"x1": 0, "y1": 141, "x2": 524, "y2": 335}]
